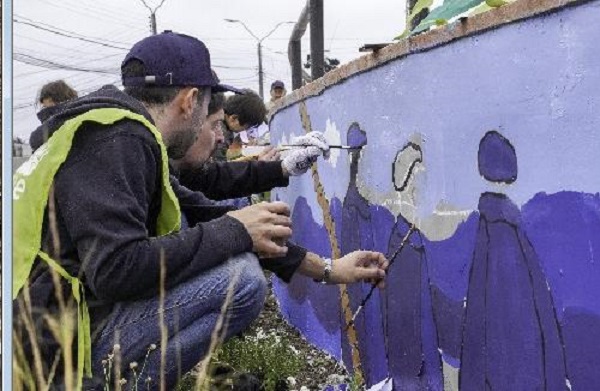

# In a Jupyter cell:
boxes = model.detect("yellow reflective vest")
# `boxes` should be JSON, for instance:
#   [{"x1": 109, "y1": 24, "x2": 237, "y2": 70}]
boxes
[{"x1": 13, "y1": 108, "x2": 181, "y2": 389}]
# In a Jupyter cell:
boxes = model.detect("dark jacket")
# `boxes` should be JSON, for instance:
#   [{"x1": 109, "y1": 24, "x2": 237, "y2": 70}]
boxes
[
  {"x1": 16, "y1": 85, "x2": 305, "y2": 375},
  {"x1": 175, "y1": 161, "x2": 306, "y2": 279},
  {"x1": 36, "y1": 102, "x2": 65, "y2": 123},
  {"x1": 32, "y1": 101, "x2": 91, "y2": 150},
  {"x1": 178, "y1": 160, "x2": 289, "y2": 201}
]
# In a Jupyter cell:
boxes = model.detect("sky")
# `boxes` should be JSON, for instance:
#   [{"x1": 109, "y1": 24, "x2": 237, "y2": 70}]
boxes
[{"x1": 12, "y1": 0, "x2": 408, "y2": 141}]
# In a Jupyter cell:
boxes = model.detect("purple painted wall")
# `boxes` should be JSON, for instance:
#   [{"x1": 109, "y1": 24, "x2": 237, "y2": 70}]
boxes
[{"x1": 269, "y1": 0, "x2": 600, "y2": 389}]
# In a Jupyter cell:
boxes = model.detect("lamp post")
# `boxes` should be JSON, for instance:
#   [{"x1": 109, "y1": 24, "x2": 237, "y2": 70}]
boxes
[{"x1": 224, "y1": 19, "x2": 294, "y2": 99}]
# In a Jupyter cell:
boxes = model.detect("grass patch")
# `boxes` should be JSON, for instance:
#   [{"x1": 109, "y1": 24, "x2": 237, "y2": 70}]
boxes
[{"x1": 213, "y1": 329, "x2": 303, "y2": 391}]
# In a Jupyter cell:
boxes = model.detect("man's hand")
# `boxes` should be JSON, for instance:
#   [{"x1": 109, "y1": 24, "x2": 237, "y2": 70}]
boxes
[
  {"x1": 281, "y1": 131, "x2": 330, "y2": 176},
  {"x1": 227, "y1": 201, "x2": 292, "y2": 257},
  {"x1": 257, "y1": 146, "x2": 281, "y2": 162},
  {"x1": 330, "y1": 251, "x2": 389, "y2": 288}
]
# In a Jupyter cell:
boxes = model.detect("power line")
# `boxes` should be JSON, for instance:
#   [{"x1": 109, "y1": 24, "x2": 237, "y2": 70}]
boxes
[
  {"x1": 212, "y1": 64, "x2": 255, "y2": 70},
  {"x1": 221, "y1": 75, "x2": 259, "y2": 82},
  {"x1": 14, "y1": 19, "x2": 129, "y2": 50},
  {"x1": 138, "y1": 0, "x2": 168, "y2": 13},
  {"x1": 13, "y1": 51, "x2": 247, "y2": 83},
  {"x1": 14, "y1": 52, "x2": 120, "y2": 74},
  {"x1": 14, "y1": 62, "x2": 116, "y2": 87},
  {"x1": 15, "y1": 33, "x2": 127, "y2": 61},
  {"x1": 198, "y1": 37, "x2": 380, "y2": 41},
  {"x1": 38, "y1": 0, "x2": 147, "y2": 32},
  {"x1": 14, "y1": 43, "x2": 123, "y2": 70},
  {"x1": 14, "y1": 102, "x2": 36, "y2": 110},
  {"x1": 14, "y1": 14, "x2": 134, "y2": 46}
]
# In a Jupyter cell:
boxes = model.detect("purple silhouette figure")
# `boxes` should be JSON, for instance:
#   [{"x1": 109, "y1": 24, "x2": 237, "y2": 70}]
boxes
[
  {"x1": 383, "y1": 142, "x2": 443, "y2": 391},
  {"x1": 339, "y1": 123, "x2": 388, "y2": 387},
  {"x1": 460, "y1": 130, "x2": 567, "y2": 390}
]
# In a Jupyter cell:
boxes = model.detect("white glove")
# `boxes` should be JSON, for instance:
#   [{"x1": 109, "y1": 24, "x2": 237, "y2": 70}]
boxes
[
  {"x1": 289, "y1": 131, "x2": 330, "y2": 158},
  {"x1": 281, "y1": 131, "x2": 330, "y2": 176}
]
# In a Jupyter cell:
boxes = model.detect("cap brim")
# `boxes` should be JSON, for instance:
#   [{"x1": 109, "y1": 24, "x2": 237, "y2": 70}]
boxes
[{"x1": 213, "y1": 83, "x2": 244, "y2": 94}]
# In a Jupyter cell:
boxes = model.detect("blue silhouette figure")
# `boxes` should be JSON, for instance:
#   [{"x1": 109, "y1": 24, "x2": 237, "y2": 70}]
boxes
[
  {"x1": 339, "y1": 123, "x2": 388, "y2": 387},
  {"x1": 383, "y1": 142, "x2": 443, "y2": 391},
  {"x1": 460, "y1": 130, "x2": 567, "y2": 390}
]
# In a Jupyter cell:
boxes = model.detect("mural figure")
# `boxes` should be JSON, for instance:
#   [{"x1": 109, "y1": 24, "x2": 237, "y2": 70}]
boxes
[
  {"x1": 339, "y1": 123, "x2": 388, "y2": 387},
  {"x1": 460, "y1": 130, "x2": 567, "y2": 390},
  {"x1": 425, "y1": 213, "x2": 478, "y2": 369},
  {"x1": 522, "y1": 190, "x2": 600, "y2": 390},
  {"x1": 383, "y1": 142, "x2": 444, "y2": 390}
]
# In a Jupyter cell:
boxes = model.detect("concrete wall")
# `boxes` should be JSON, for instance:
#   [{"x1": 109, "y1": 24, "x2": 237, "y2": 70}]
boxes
[{"x1": 269, "y1": 0, "x2": 600, "y2": 389}]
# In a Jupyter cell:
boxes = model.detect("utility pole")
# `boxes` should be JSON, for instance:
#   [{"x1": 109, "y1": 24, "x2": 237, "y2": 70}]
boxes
[
  {"x1": 150, "y1": 13, "x2": 157, "y2": 35},
  {"x1": 225, "y1": 19, "x2": 294, "y2": 99},
  {"x1": 139, "y1": 0, "x2": 167, "y2": 35},
  {"x1": 309, "y1": 0, "x2": 325, "y2": 80},
  {"x1": 289, "y1": 3, "x2": 310, "y2": 89},
  {"x1": 257, "y1": 42, "x2": 264, "y2": 99}
]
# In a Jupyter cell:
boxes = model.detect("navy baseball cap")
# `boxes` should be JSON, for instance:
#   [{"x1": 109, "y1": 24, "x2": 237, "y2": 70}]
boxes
[
  {"x1": 271, "y1": 80, "x2": 285, "y2": 89},
  {"x1": 121, "y1": 31, "x2": 238, "y2": 93}
]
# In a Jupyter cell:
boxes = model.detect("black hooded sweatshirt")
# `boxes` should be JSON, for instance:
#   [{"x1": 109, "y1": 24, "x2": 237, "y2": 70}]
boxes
[{"x1": 17, "y1": 85, "x2": 306, "y2": 373}]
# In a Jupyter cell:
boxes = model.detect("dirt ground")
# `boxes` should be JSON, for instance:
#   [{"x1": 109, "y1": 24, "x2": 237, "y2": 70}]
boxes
[
  {"x1": 178, "y1": 277, "x2": 350, "y2": 391},
  {"x1": 247, "y1": 281, "x2": 350, "y2": 390}
]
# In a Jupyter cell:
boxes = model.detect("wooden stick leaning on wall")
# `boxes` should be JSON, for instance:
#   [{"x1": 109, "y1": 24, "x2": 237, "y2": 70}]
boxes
[{"x1": 298, "y1": 101, "x2": 365, "y2": 387}]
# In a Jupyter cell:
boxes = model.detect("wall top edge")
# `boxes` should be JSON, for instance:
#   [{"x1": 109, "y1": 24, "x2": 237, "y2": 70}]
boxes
[{"x1": 269, "y1": 0, "x2": 593, "y2": 116}]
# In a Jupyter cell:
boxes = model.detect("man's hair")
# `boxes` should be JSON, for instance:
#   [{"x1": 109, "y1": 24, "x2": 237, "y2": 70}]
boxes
[
  {"x1": 224, "y1": 89, "x2": 267, "y2": 127},
  {"x1": 38, "y1": 80, "x2": 78, "y2": 104},
  {"x1": 208, "y1": 92, "x2": 225, "y2": 116}
]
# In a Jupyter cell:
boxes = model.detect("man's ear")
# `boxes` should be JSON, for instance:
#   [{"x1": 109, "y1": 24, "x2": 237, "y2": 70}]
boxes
[
  {"x1": 225, "y1": 114, "x2": 238, "y2": 132},
  {"x1": 176, "y1": 87, "x2": 199, "y2": 118}
]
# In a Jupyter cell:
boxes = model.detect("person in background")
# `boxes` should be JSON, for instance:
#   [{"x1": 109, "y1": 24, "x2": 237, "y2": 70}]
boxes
[
  {"x1": 30, "y1": 80, "x2": 79, "y2": 148},
  {"x1": 218, "y1": 89, "x2": 269, "y2": 159},
  {"x1": 38, "y1": 79, "x2": 78, "y2": 110},
  {"x1": 223, "y1": 89, "x2": 267, "y2": 134},
  {"x1": 172, "y1": 83, "x2": 327, "y2": 208},
  {"x1": 172, "y1": 90, "x2": 274, "y2": 208},
  {"x1": 267, "y1": 80, "x2": 286, "y2": 111}
]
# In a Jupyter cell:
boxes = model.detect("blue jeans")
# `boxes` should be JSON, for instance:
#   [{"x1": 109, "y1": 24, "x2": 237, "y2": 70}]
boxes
[{"x1": 86, "y1": 253, "x2": 267, "y2": 390}]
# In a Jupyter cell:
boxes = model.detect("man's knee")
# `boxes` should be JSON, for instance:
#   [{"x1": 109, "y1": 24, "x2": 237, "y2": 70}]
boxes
[{"x1": 228, "y1": 253, "x2": 267, "y2": 316}]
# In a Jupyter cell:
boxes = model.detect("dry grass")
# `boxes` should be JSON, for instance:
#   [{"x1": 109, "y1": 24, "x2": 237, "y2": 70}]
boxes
[
  {"x1": 159, "y1": 254, "x2": 168, "y2": 391},
  {"x1": 193, "y1": 268, "x2": 241, "y2": 390},
  {"x1": 13, "y1": 212, "x2": 246, "y2": 391}
]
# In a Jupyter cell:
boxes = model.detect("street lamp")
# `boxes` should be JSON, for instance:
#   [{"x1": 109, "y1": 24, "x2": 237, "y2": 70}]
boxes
[{"x1": 224, "y1": 19, "x2": 294, "y2": 99}]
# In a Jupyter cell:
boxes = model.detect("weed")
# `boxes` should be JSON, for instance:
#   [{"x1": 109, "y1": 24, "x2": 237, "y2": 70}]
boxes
[
  {"x1": 347, "y1": 372, "x2": 363, "y2": 391},
  {"x1": 213, "y1": 328, "x2": 303, "y2": 391}
]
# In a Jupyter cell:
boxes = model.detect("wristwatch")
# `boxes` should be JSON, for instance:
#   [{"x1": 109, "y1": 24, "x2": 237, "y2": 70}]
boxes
[{"x1": 314, "y1": 258, "x2": 332, "y2": 284}]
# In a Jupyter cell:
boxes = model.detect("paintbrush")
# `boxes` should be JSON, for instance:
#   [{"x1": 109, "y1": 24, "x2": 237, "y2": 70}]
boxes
[
  {"x1": 278, "y1": 144, "x2": 361, "y2": 150},
  {"x1": 237, "y1": 144, "x2": 363, "y2": 160},
  {"x1": 243, "y1": 144, "x2": 363, "y2": 150}
]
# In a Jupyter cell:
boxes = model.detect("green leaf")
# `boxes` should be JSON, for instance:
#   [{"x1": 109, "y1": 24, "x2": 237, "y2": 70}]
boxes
[
  {"x1": 469, "y1": 2, "x2": 493, "y2": 15},
  {"x1": 409, "y1": 0, "x2": 435, "y2": 20},
  {"x1": 435, "y1": 18, "x2": 448, "y2": 25},
  {"x1": 395, "y1": 0, "x2": 434, "y2": 40},
  {"x1": 485, "y1": 0, "x2": 508, "y2": 7},
  {"x1": 412, "y1": 0, "x2": 487, "y2": 33}
]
